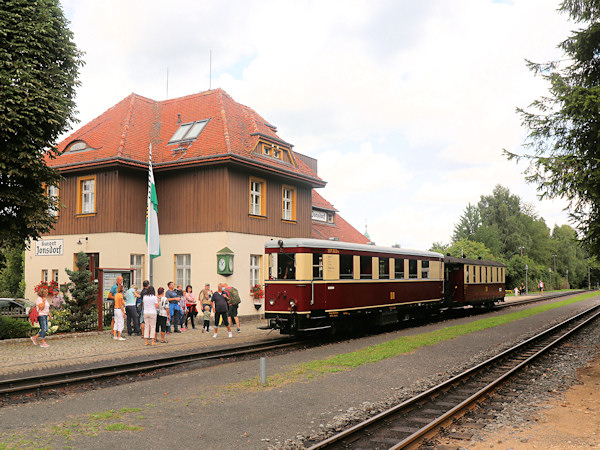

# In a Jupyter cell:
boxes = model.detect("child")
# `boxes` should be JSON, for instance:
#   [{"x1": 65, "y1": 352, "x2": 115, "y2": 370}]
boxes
[
  {"x1": 156, "y1": 287, "x2": 170, "y2": 343},
  {"x1": 113, "y1": 285, "x2": 126, "y2": 341},
  {"x1": 202, "y1": 305, "x2": 211, "y2": 333},
  {"x1": 177, "y1": 284, "x2": 187, "y2": 330}
]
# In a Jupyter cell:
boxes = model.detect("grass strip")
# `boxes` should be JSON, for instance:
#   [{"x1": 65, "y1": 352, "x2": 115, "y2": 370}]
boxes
[
  {"x1": 229, "y1": 292, "x2": 598, "y2": 392},
  {"x1": 301, "y1": 292, "x2": 598, "y2": 374}
]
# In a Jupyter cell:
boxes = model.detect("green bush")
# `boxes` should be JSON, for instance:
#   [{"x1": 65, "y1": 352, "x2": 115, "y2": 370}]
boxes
[
  {"x1": 0, "y1": 316, "x2": 33, "y2": 339},
  {"x1": 51, "y1": 307, "x2": 74, "y2": 333}
]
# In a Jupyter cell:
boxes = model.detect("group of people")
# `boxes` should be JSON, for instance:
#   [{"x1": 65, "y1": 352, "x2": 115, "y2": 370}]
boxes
[
  {"x1": 108, "y1": 276, "x2": 242, "y2": 345},
  {"x1": 514, "y1": 280, "x2": 545, "y2": 296}
]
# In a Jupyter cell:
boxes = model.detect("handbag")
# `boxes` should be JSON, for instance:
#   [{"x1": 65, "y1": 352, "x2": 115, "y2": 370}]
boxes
[{"x1": 29, "y1": 306, "x2": 39, "y2": 325}]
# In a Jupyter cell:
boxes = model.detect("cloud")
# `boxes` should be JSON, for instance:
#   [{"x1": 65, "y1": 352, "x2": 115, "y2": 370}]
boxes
[{"x1": 61, "y1": 0, "x2": 576, "y2": 249}]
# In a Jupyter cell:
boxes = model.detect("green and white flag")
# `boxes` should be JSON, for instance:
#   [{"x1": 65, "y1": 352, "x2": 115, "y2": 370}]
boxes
[{"x1": 145, "y1": 144, "x2": 161, "y2": 259}]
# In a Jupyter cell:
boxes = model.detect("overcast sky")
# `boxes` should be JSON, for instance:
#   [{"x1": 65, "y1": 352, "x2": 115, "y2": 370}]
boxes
[{"x1": 61, "y1": 0, "x2": 575, "y2": 251}]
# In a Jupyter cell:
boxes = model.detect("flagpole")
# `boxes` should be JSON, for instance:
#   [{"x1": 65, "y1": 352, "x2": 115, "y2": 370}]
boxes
[
  {"x1": 146, "y1": 142, "x2": 161, "y2": 286},
  {"x1": 147, "y1": 144, "x2": 152, "y2": 285}
]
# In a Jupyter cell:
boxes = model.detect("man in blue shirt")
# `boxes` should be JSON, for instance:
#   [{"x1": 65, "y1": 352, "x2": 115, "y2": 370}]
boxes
[
  {"x1": 124, "y1": 285, "x2": 141, "y2": 336},
  {"x1": 166, "y1": 281, "x2": 181, "y2": 333}
]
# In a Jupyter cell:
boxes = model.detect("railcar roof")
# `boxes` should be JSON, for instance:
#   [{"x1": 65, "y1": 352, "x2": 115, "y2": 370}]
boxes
[
  {"x1": 444, "y1": 256, "x2": 506, "y2": 267},
  {"x1": 265, "y1": 238, "x2": 443, "y2": 258}
]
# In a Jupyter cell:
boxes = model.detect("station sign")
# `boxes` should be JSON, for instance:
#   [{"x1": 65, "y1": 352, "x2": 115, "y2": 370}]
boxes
[{"x1": 35, "y1": 239, "x2": 64, "y2": 256}]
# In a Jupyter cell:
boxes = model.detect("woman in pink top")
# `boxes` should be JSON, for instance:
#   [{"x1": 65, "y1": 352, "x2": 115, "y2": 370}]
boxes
[
  {"x1": 184, "y1": 285, "x2": 198, "y2": 329},
  {"x1": 31, "y1": 287, "x2": 51, "y2": 347}
]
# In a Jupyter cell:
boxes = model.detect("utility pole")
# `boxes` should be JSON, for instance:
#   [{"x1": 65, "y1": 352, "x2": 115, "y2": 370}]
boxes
[{"x1": 549, "y1": 267, "x2": 552, "y2": 291}]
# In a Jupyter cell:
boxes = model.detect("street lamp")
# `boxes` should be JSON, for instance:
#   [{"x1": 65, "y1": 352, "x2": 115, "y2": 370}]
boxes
[
  {"x1": 566, "y1": 269, "x2": 569, "y2": 289},
  {"x1": 525, "y1": 264, "x2": 529, "y2": 294},
  {"x1": 549, "y1": 267, "x2": 552, "y2": 291}
]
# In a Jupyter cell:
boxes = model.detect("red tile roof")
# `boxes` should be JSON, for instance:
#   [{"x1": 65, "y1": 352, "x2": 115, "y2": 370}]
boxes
[
  {"x1": 49, "y1": 89, "x2": 324, "y2": 186},
  {"x1": 311, "y1": 190, "x2": 369, "y2": 244},
  {"x1": 312, "y1": 190, "x2": 337, "y2": 212}
]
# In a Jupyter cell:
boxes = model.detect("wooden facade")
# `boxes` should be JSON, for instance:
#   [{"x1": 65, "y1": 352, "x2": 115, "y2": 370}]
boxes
[{"x1": 47, "y1": 164, "x2": 313, "y2": 239}]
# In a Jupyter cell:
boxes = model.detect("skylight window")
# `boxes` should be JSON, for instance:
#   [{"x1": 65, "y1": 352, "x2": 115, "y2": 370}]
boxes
[{"x1": 169, "y1": 120, "x2": 209, "y2": 144}]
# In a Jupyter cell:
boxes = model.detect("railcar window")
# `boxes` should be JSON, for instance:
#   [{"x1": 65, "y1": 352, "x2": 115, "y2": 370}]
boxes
[
  {"x1": 466, "y1": 265, "x2": 470, "y2": 283},
  {"x1": 473, "y1": 265, "x2": 476, "y2": 283},
  {"x1": 479, "y1": 266, "x2": 482, "y2": 283},
  {"x1": 278, "y1": 253, "x2": 296, "y2": 280},
  {"x1": 360, "y1": 256, "x2": 372, "y2": 279},
  {"x1": 408, "y1": 259, "x2": 418, "y2": 278},
  {"x1": 313, "y1": 253, "x2": 323, "y2": 280},
  {"x1": 421, "y1": 260, "x2": 430, "y2": 279},
  {"x1": 379, "y1": 258, "x2": 390, "y2": 279},
  {"x1": 394, "y1": 258, "x2": 405, "y2": 279},
  {"x1": 340, "y1": 254, "x2": 354, "y2": 279}
]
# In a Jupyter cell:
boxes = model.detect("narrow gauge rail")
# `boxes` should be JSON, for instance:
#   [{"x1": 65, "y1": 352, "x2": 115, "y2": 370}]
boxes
[
  {"x1": 308, "y1": 302, "x2": 600, "y2": 450},
  {"x1": 494, "y1": 290, "x2": 585, "y2": 310},
  {"x1": 0, "y1": 338, "x2": 299, "y2": 396}
]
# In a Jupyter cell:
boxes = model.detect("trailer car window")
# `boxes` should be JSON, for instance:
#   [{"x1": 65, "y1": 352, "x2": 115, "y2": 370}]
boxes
[{"x1": 421, "y1": 260, "x2": 429, "y2": 279}]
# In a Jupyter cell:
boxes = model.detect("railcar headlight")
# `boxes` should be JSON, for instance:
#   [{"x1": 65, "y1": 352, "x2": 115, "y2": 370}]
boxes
[
  {"x1": 269, "y1": 298, "x2": 275, "y2": 306},
  {"x1": 289, "y1": 299, "x2": 296, "y2": 307}
]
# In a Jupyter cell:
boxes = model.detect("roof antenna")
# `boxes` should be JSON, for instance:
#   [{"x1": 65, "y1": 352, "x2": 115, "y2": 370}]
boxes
[
  {"x1": 166, "y1": 67, "x2": 169, "y2": 100},
  {"x1": 209, "y1": 50, "x2": 212, "y2": 91}
]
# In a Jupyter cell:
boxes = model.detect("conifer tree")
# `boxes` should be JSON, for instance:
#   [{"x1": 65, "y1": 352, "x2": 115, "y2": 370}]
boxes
[{"x1": 510, "y1": 0, "x2": 600, "y2": 257}]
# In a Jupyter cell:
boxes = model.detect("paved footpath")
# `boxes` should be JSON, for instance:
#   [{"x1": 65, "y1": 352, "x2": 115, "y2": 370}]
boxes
[
  {"x1": 0, "y1": 293, "x2": 565, "y2": 380},
  {"x1": 0, "y1": 318, "x2": 280, "y2": 380}
]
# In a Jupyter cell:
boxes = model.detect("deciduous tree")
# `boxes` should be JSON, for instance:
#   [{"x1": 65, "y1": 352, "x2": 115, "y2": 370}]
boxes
[{"x1": 0, "y1": 0, "x2": 83, "y2": 248}]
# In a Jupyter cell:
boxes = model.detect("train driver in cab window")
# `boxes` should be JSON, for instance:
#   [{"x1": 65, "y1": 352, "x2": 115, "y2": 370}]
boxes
[{"x1": 278, "y1": 254, "x2": 296, "y2": 280}]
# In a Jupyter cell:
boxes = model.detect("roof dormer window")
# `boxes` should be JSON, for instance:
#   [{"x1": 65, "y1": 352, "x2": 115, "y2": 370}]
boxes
[
  {"x1": 169, "y1": 120, "x2": 209, "y2": 144},
  {"x1": 65, "y1": 140, "x2": 90, "y2": 153}
]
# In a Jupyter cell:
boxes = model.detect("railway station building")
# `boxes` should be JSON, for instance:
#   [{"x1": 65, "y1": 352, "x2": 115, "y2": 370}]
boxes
[{"x1": 24, "y1": 89, "x2": 367, "y2": 317}]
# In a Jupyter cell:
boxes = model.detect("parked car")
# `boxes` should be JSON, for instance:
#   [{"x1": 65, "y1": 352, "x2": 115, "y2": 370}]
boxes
[{"x1": 0, "y1": 298, "x2": 34, "y2": 318}]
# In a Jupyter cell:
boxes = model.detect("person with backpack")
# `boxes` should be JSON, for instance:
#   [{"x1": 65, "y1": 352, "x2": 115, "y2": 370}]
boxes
[{"x1": 225, "y1": 284, "x2": 241, "y2": 333}]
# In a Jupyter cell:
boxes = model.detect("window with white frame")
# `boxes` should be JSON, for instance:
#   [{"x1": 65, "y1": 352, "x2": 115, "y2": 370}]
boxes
[
  {"x1": 52, "y1": 269, "x2": 59, "y2": 283},
  {"x1": 130, "y1": 254, "x2": 144, "y2": 286},
  {"x1": 47, "y1": 185, "x2": 59, "y2": 217},
  {"x1": 78, "y1": 176, "x2": 96, "y2": 214},
  {"x1": 175, "y1": 254, "x2": 191, "y2": 287},
  {"x1": 250, "y1": 255, "x2": 261, "y2": 289},
  {"x1": 250, "y1": 179, "x2": 265, "y2": 216},
  {"x1": 282, "y1": 187, "x2": 294, "y2": 220},
  {"x1": 42, "y1": 269, "x2": 48, "y2": 282}
]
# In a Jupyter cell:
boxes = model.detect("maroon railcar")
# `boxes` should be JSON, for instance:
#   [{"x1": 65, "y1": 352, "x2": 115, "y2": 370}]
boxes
[
  {"x1": 264, "y1": 239, "x2": 445, "y2": 334},
  {"x1": 444, "y1": 256, "x2": 506, "y2": 307}
]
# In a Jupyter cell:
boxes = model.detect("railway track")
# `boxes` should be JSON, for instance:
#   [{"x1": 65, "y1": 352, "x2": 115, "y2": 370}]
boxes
[
  {"x1": 308, "y1": 302, "x2": 600, "y2": 450},
  {"x1": 0, "y1": 337, "x2": 300, "y2": 395},
  {"x1": 495, "y1": 290, "x2": 585, "y2": 310},
  {"x1": 0, "y1": 291, "x2": 584, "y2": 399}
]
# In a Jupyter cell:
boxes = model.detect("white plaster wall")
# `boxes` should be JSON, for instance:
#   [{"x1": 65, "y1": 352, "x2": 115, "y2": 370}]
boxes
[{"x1": 25, "y1": 232, "x2": 275, "y2": 317}]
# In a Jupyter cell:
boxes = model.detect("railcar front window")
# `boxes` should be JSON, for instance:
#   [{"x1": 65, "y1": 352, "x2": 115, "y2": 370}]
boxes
[
  {"x1": 409, "y1": 259, "x2": 418, "y2": 278},
  {"x1": 360, "y1": 256, "x2": 372, "y2": 279},
  {"x1": 313, "y1": 253, "x2": 323, "y2": 280},
  {"x1": 379, "y1": 258, "x2": 389, "y2": 279},
  {"x1": 340, "y1": 254, "x2": 353, "y2": 279},
  {"x1": 278, "y1": 254, "x2": 296, "y2": 280}
]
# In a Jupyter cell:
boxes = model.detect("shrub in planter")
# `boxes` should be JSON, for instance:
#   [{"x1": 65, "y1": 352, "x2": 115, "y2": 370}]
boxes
[{"x1": 0, "y1": 316, "x2": 33, "y2": 339}]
